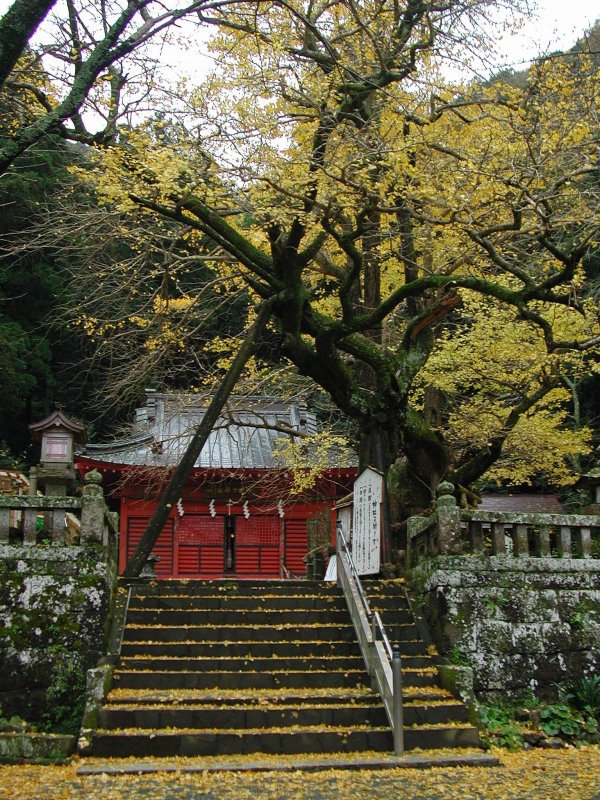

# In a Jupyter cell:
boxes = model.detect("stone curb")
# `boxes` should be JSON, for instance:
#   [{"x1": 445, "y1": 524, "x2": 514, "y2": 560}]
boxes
[
  {"x1": 77, "y1": 752, "x2": 500, "y2": 775},
  {"x1": 0, "y1": 732, "x2": 76, "y2": 764}
]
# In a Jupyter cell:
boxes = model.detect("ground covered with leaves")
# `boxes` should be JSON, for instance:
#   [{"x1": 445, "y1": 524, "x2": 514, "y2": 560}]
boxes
[{"x1": 0, "y1": 747, "x2": 598, "y2": 800}]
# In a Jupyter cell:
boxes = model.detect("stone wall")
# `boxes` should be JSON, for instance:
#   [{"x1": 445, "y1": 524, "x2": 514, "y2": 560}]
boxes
[
  {"x1": 0, "y1": 542, "x2": 117, "y2": 728},
  {"x1": 410, "y1": 555, "x2": 600, "y2": 701}
]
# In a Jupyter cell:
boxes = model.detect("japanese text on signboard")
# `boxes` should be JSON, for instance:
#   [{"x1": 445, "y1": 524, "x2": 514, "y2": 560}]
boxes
[{"x1": 351, "y1": 468, "x2": 383, "y2": 575}]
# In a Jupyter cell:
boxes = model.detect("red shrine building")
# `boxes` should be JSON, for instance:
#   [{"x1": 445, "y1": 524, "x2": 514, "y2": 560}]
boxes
[{"x1": 76, "y1": 391, "x2": 355, "y2": 579}]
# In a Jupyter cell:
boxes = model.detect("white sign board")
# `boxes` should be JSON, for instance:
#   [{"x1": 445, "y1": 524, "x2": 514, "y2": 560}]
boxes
[
  {"x1": 324, "y1": 555, "x2": 337, "y2": 582},
  {"x1": 351, "y1": 467, "x2": 383, "y2": 575}
]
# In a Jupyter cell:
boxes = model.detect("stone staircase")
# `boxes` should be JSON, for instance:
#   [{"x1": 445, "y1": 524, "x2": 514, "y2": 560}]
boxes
[{"x1": 86, "y1": 580, "x2": 480, "y2": 757}]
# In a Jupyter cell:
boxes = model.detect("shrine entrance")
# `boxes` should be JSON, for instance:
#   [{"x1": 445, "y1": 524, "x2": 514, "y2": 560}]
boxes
[
  {"x1": 118, "y1": 494, "x2": 339, "y2": 580},
  {"x1": 123, "y1": 509, "x2": 282, "y2": 578},
  {"x1": 176, "y1": 514, "x2": 281, "y2": 576}
]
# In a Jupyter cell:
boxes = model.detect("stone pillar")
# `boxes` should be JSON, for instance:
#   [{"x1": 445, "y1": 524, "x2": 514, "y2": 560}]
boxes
[
  {"x1": 28, "y1": 467, "x2": 38, "y2": 497},
  {"x1": 80, "y1": 470, "x2": 106, "y2": 545},
  {"x1": 435, "y1": 481, "x2": 463, "y2": 555}
]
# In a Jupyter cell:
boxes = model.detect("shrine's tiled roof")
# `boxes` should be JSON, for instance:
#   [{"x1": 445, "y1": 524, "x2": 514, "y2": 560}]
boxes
[{"x1": 77, "y1": 391, "x2": 328, "y2": 471}]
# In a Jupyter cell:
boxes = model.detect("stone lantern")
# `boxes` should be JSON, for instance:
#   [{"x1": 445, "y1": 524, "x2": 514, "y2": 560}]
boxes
[{"x1": 29, "y1": 409, "x2": 87, "y2": 496}]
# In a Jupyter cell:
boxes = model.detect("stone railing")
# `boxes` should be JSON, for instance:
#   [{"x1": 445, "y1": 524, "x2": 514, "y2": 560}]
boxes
[
  {"x1": 0, "y1": 471, "x2": 118, "y2": 548},
  {"x1": 407, "y1": 482, "x2": 599, "y2": 569}
]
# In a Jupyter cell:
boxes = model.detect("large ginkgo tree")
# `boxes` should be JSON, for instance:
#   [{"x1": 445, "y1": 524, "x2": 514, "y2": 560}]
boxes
[{"x1": 58, "y1": 1, "x2": 600, "y2": 553}]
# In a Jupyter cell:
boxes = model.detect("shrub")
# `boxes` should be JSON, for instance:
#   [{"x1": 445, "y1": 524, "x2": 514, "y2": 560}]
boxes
[
  {"x1": 539, "y1": 703, "x2": 598, "y2": 740},
  {"x1": 479, "y1": 702, "x2": 524, "y2": 750}
]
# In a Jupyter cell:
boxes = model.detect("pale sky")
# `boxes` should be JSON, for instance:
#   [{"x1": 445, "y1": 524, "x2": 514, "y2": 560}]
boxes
[
  {"x1": 496, "y1": 0, "x2": 598, "y2": 67},
  {"x1": 0, "y1": 0, "x2": 597, "y2": 51},
  {"x1": 0, "y1": 0, "x2": 597, "y2": 75}
]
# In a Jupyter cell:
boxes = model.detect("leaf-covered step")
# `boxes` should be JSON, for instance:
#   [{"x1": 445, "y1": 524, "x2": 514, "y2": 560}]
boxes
[
  {"x1": 118, "y1": 653, "x2": 433, "y2": 672},
  {"x1": 119, "y1": 639, "x2": 366, "y2": 659},
  {"x1": 87, "y1": 722, "x2": 480, "y2": 758},
  {"x1": 121, "y1": 624, "x2": 361, "y2": 643},
  {"x1": 113, "y1": 667, "x2": 437, "y2": 691},
  {"x1": 402, "y1": 701, "x2": 469, "y2": 726},
  {"x1": 120, "y1": 638, "x2": 428, "y2": 658},
  {"x1": 98, "y1": 702, "x2": 389, "y2": 730},
  {"x1": 118, "y1": 655, "x2": 366, "y2": 673},
  {"x1": 125, "y1": 608, "x2": 357, "y2": 626},
  {"x1": 368, "y1": 598, "x2": 412, "y2": 614},
  {"x1": 129, "y1": 580, "x2": 341, "y2": 597},
  {"x1": 112, "y1": 669, "x2": 370, "y2": 691},
  {"x1": 98, "y1": 699, "x2": 467, "y2": 731},
  {"x1": 127, "y1": 595, "x2": 348, "y2": 611},
  {"x1": 380, "y1": 622, "x2": 423, "y2": 640},
  {"x1": 87, "y1": 726, "x2": 394, "y2": 757},
  {"x1": 404, "y1": 724, "x2": 481, "y2": 750},
  {"x1": 106, "y1": 686, "x2": 381, "y2": 706}
]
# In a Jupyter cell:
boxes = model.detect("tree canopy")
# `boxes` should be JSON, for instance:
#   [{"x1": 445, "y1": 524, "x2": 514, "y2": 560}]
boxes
[
  {"x1": 0, "y1": 0, "x2": 227, "y2": 176},
  {"x1": 1, "y1": 0, "x2": 598, "y2": 545}
]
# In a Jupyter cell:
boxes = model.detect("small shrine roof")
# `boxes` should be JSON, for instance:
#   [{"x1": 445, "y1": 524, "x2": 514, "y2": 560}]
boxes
[
  {"x1": 29, "y1": 409, "x2": 86, "y2": 443},
  {"x1": 478, "y1": 493, "x2": 565, "y2": 514}
]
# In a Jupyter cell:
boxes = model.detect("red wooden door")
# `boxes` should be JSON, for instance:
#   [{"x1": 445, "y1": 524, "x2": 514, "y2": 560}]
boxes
[
  {"x1": 283, "y1": 518, "x2": 308, "y2": 576},
  {"x1": 175, "y1": 515, "x2": 225, "y2": 577},
  {"x1": 235, "y1": 516, "x2": 281, "y2": 576}
]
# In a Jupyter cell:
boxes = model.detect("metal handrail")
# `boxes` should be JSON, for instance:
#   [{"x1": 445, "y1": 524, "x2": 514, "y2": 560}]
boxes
[
  {"x1": 372, "y1": 611, "x2": 393, "y2": 661},
  {"x1": 338, "y1": 527, "x2": 373, "y2": 616},
  {"x1": 336, "y1": 524, "x2": 404, "y2": 756}
]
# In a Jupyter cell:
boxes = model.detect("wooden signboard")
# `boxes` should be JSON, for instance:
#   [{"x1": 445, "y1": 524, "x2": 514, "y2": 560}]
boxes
[{"x1": 351, "y1": 467, "x2": 383, "y2": 575}]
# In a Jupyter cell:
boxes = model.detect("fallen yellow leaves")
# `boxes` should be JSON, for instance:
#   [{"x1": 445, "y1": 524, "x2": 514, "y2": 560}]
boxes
[
  {"x1": 0, "y1": 746, "x2": 598, "y2": 799},
  {"x1": 108, "y1": 687, "x2": 376, "y2": 701}
]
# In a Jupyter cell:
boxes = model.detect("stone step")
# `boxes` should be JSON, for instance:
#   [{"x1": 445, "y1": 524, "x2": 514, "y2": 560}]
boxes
[
  {"x1": 118, "y1": 654, "x2": 433, "y2": 672},
  {"x1": 98, "y1": 703, "x2": 389, "y2": 730},
  {"x1": 381, "y1": 623, "x2": 423, "y2": 641},
  {"x1": 362, "y1": 581, "x2": 407, "y2": 592},
  {"x1": 98, "y1": 700, "x2": 468, "y2": 730},
  {"x1": 88, "y1": 723, "x2": 480, "y2": 758},
  {"x1": 121, "y1": 622, "x2": 421, "y2": 643},
  {"x1": 111, "y1": 669, "x2": 371, "y2": 691},
  {"x1": 120, "y1": 624, "x2": 356, "y2": 643},
  {"x1": 125, "y1": 608, "x2": 374, "y2": 626},
  {"x1": 77, "y1": 751, "x2": 501, "y2": 775},
  {"x1": 119, "y1": 638, "x2": 428, "y2": 658},
  {"x1": 105, "y1": 687, "x2": 449, "y2": 707},
  {"x1": 118, "y1": 655, "x2": 367, "y2": 672},
  {"x1": 112, "y1": 668, "x2": 437, "y2": 691},
  {"x1": 128, "y1": 595, "x2": 349, "y2": 611},
  {"x1": 88, "y1": 726, "x2": 394, "y2": 757},
  {"x1": 368, "y1": 598, "x2": 412, "y2": 613},
  {"x1": 128, "y1": 580, "x2": 340, "y2": 597}
]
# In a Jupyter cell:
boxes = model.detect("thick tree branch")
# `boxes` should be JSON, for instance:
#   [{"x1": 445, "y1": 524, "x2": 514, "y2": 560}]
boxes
[
  {"x1": 0, "y1": 0, "x2": 56, "y2": 88},
  {"x1": 450, "y1": 378, "x2": 559, "y2": 488},
  {"x1": 123, "y1": 298, "x2": 274, "y2": 577}
]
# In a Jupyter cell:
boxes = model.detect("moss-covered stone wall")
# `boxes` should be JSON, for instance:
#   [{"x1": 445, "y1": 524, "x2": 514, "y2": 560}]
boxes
[
  {"x1": 410, "y1": 555, "x2": 600, "y2": 701},
  {"x1": 0, "y1": 543, "x2": 117, "y2": 732}
]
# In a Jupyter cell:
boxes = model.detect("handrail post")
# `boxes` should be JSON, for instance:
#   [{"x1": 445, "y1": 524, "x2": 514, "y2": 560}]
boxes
[
  {"x1": 392, "y1": 644, "x2": 404, "y2": 756},
  {"x1": 369, "y1": 614, "x2": 377, "y2": 683}
]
